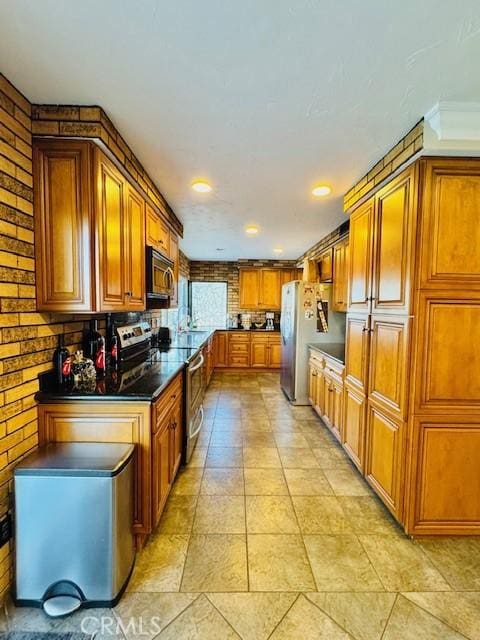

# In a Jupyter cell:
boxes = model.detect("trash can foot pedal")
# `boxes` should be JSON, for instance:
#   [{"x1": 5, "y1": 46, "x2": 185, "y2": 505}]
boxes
[{"x1": 43, "y1": 595, "x2": 82, "y2": 618}]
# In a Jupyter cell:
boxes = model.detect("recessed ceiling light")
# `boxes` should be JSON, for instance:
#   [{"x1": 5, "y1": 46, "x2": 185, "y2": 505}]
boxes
[
  {"x1": 245, "y1": 224, "x2": 259, "y2": 235},
  {"x1": 216, "y1": 248, "x2": 225, "y2": 252},
  {"x1": 273, "y1": 247, "x2": 283, "y2": 254},
  {"x1": 312, "y1": 184, "x2": 332, "y2": 197},
  {"x1": 191, "y1": 180, "x2": 212, "y2": 193}
]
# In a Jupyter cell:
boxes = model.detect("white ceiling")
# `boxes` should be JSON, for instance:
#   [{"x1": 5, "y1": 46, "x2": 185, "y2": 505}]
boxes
[{"x1": 1, "y1": 1, "x2": 480, "y2": 260}]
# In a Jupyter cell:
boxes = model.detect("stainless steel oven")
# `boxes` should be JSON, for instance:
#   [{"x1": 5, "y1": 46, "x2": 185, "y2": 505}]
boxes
[
  {"x1": 146, "y1": 246, "x2": 175, "y2": 302},
  {"x1": 185, "y1": 349, "x2": 206, "y2": 463}
]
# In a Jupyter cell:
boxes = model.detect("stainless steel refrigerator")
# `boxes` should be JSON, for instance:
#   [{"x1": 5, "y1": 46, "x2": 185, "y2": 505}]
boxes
[{"x1": 280, "y1": 281, "x2": 346, "y2": 405}]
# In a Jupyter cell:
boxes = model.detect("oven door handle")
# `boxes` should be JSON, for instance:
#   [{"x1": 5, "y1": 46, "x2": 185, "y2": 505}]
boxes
[
  {"x1": 189, "y1": 405, "x2": 204, "y2": 439},
  {"x1": 189, "y1": 352, "x2": 205, "y2": 373}
]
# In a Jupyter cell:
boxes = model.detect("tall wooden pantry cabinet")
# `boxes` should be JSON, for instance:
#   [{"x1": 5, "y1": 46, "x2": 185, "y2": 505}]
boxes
[{"x1": 344, "y1": 157, "x2": 480, "y2": 535}]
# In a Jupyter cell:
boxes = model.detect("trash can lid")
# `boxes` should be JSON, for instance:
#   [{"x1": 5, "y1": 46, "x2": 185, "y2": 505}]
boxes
[{"x1": 14, "y1": 442, "x2": 135, "y2": 477}]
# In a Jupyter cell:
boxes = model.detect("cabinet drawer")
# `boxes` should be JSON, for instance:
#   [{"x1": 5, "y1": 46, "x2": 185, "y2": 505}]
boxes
[
  {"x1": 251, "y1": 333, "x2": 270, "y2": 342},
  {"x1": 229, "y1": 354, "x2": 250, "y2": 367},
  {"x1": 323, "y1": 357, "x2": 345, "y2": 379},
  {"x1": 230, "y1": 342, "x2": 249, "y2": 353},
  {"x1": 229, "y1": 332, "x2": 250, "y2": 342},
  {"x1": 153, "y1": 374, "x2": 182, "y2": 433}
]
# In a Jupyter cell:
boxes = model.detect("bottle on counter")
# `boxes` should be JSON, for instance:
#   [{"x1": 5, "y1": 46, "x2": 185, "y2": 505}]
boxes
[
  {"x1": 83, "y1": 318, "x2": 101, "y2": 361},
  {"x1": 95, "y1": 335, "x2": 106, "y2": 378},
  {"x1": 53, "y1": 334, "x2": 69, "y2": 386},
  {"x1": 106, "y1": 314, "x2": 119, "y2": 369}
]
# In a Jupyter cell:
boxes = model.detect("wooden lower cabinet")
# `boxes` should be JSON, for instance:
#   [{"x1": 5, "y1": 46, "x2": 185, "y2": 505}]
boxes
[
  {"x1": 38, "y1": 372, "x2": 183, "y2": 543},
  {"x1": 213, "y1": 332, "x2": 281, "y2": 370},
  {"x1": 152, "y1": 421, "x2": 171, "y2": 526},
  {"x1": 214, "y1": 331, "x2": 228, "y2": 367},
  {"x1": 365, "y1": 401, "x2": 404, "y2": 519},
  {"x1": 405, "y1": 415, "x2": 480, "y2": 535},
  {"x1": 342, "y1": 382, "x2": 366, "y2": 471},
  {"x1": 309, "y1": 350, "x2": 344, "y2": 442}
]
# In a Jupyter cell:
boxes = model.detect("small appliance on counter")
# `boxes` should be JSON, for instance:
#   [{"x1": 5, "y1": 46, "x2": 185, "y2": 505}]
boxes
[
  {"x1": 265, "y1": 311, "x2": 275, "y2": 331},
  {"x1": 240, "y1": 313, "x2": 252, "y2": 330},
  {"x1": 14, "y1": 442, "x2": 135, "y2": 616},
  {"x1": 156, "y1": 326, "x2": 171, "y2": 346}
]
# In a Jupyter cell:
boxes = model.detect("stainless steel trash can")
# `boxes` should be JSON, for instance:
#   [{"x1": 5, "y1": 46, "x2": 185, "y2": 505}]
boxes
[{"x1": 14, "y1": 442, "x2": 135, "y2": 616}]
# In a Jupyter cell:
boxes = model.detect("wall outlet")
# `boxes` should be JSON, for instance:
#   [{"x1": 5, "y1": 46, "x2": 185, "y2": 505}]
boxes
[{"x1": 0, "y1": 514, "x2": 12, "y2": 547}]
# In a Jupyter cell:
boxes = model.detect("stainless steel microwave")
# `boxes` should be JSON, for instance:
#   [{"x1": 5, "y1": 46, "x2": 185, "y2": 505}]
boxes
[{"x1": 146, "y1": 246, "x2": 175, "y2": 301}]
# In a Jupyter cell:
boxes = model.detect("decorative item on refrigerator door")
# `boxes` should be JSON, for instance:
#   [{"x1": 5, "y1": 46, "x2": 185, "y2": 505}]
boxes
[{"x1": 317, "y1": 299, "x2": 328, "y2": 332}]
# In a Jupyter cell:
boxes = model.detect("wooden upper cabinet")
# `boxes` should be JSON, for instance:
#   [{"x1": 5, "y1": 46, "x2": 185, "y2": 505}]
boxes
[
  {"x1": 347, "y1": 198, "x2": 375, "y2": 313},
  {"x1": 259, "y1": 269, "x2": 281, "y2": 309},
  {"x1": 95, "y1": 151, "x2": 126, "y2": 311},
  {"x1": 33, "y1": 140, "x2": 93, "y2": 312},
  {"x1": 146, "y1": 204, "x2": 160, "y2": 249},
  {"x1": 169, "y1": 232, "x2": 179, "y2": 308},
  {"x1": 419, "y1": 158, "x2": 480, "y2": 290},
  {"x1": 239, "y1": 269, "x2": 260, "y2": 309},
  {"x1": 332, "y1": 239, "x2": 349, "y2": 312},
  {"x1": 125, "y1": 186, "x2": 146, "y2": 310},
  {"x1": 319, "y1": 248, "x2": 334, "y2": 282},
  {"x1": 34, "y1": 139, "x2": 149, "y2": 313},
  {"x1": 371, "y1": 167, "x2": 417, "y2": 315}
]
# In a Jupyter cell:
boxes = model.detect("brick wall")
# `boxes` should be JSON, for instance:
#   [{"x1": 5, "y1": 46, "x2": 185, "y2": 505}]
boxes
[
  {"x1": 190, "y1": 259, "x2": 298, "y2": 323},
  {"x1": 343, "y1": 120, "x2": 424, "y2": 211},
  {"x1": 178, "y1": 250, "x2": 190, "y2": 279}
]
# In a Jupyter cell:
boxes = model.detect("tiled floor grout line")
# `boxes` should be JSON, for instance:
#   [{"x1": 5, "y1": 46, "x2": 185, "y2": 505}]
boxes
[
  {"x1": 399, "y1": 592, "x2": 471, "y2": 639},
  {"x1": 379, "y1": 592, "x2": 400, "y2": 640},
  {"x1": 264, "y1": 592, "x2": 302, "y2": 640}
]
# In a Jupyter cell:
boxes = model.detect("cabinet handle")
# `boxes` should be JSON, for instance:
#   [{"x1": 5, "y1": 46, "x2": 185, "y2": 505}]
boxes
[
  {"x1": 125, "y1": 291, "x2": 132, "y2": 297},
  {"x1": 312, "y1": 371, "x2": 317, "y2": 377},
  {"x1": 362, "y1": 327, "x2": 368, "y2": 333}
]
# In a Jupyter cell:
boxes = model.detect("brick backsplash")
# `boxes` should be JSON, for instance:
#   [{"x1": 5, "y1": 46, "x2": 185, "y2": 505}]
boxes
[{"x1": 189, "y1": 259, "x2": 298, "y2": 324}]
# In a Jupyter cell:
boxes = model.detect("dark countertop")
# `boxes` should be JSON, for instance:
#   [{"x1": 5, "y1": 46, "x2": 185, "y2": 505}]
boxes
[
  {"x1": 308, "y1": 342, "x2": 346, "y2": 365},
  {"x1": 36, "y1": 359, "x2": 186, "y2": 403}
]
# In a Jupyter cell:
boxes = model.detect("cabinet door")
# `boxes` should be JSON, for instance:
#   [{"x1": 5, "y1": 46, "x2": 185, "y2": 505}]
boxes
[
  {"x1": 169, "y1": 232, "x2": 179, "y2": 308},
  {"x1": 268, "y1": 340, "x2": 282, "y2": 368},
  {"x1": 239, "y1": 269, "x2": 260, "y2": 309},
  {"x1": 365, "y1": 401, "x2": 404, "y2": 518},
  {"x1": 322, "y1": 373, "x2": 334, "y2": 427},
  {"x1": 125, "y1": 186, "x2": 145, "y2": 310},
  {"x1": 332, "y1": 243, "x2": 345, "y2": 311},
  {"x1": 281, "y1": 269, "x2": 296, "y2": 286},
  {"x1": 259, "y1": 269, "x2": 281, "y2": 309},
  {"x1": 345, "y1": 314, "x2": 370, "y2": 393},
  {"x1": 215, "y1": 332, "x2": 228, "y2": 367},
  {"x1": 332, "y1": 240, "x2": 349, "y2": 312},
  {"x1": 419, "y1": 158, "x2": 480, "y2": 291},
  {"x1": 169, "y1": 400, "x2": 183, "y2": 481},
  {"x1": 158, "y1": 218, "x2": 170, "y2": 258},
  {"x1": 308, "y1": 362, "x2": 318, "y2": 407},
  {"x1": 413, "y1": 291, "x2": 480, "y2": 414},
  {"x1": 251, "y1": 339, "x2": 268, "y2": 367},
  {"x1": 319, "y1": 248, "x2": 333, "y2": 282},
  {"x1": 372, "y1": 167, "x2": 416, "y2": 315},
  {"x1": 315, "y1": 366, "x2": 325, "y2": 417},
  {"x1": 330, "y1": 378, "x2": 344, "y2": 442},
  {"x1": 347, "y1": 198, "x2": 374, "y2": 312},
  {"x1": 343, "y1": 383, "x2": 366, "y2": 471},
  {"x1": 152, "y1": 421, "x2": 172, "y2": 527},
  {"x1": 96, "y1": 151, "x2": 127, "y2": 311},
  {"x1": 33, "y1": 140, "x2": 93, "y2": 312},
  {"x1": 146, "y1": 204, "x2": 160, "y2": 250},
  {"x1": 368, "y1": 315, "x2": 410, "y2": 420}
]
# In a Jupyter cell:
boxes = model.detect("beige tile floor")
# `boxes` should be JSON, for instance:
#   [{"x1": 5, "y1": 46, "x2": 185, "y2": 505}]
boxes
[{"x1": 3, "y1": 371, "x2": 480, "y2": 638}]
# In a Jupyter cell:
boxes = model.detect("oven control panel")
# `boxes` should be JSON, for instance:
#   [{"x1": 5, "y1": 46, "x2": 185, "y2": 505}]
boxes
[{"x1": 117, "y1": 322, "x2": 152, "y2": 350}]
